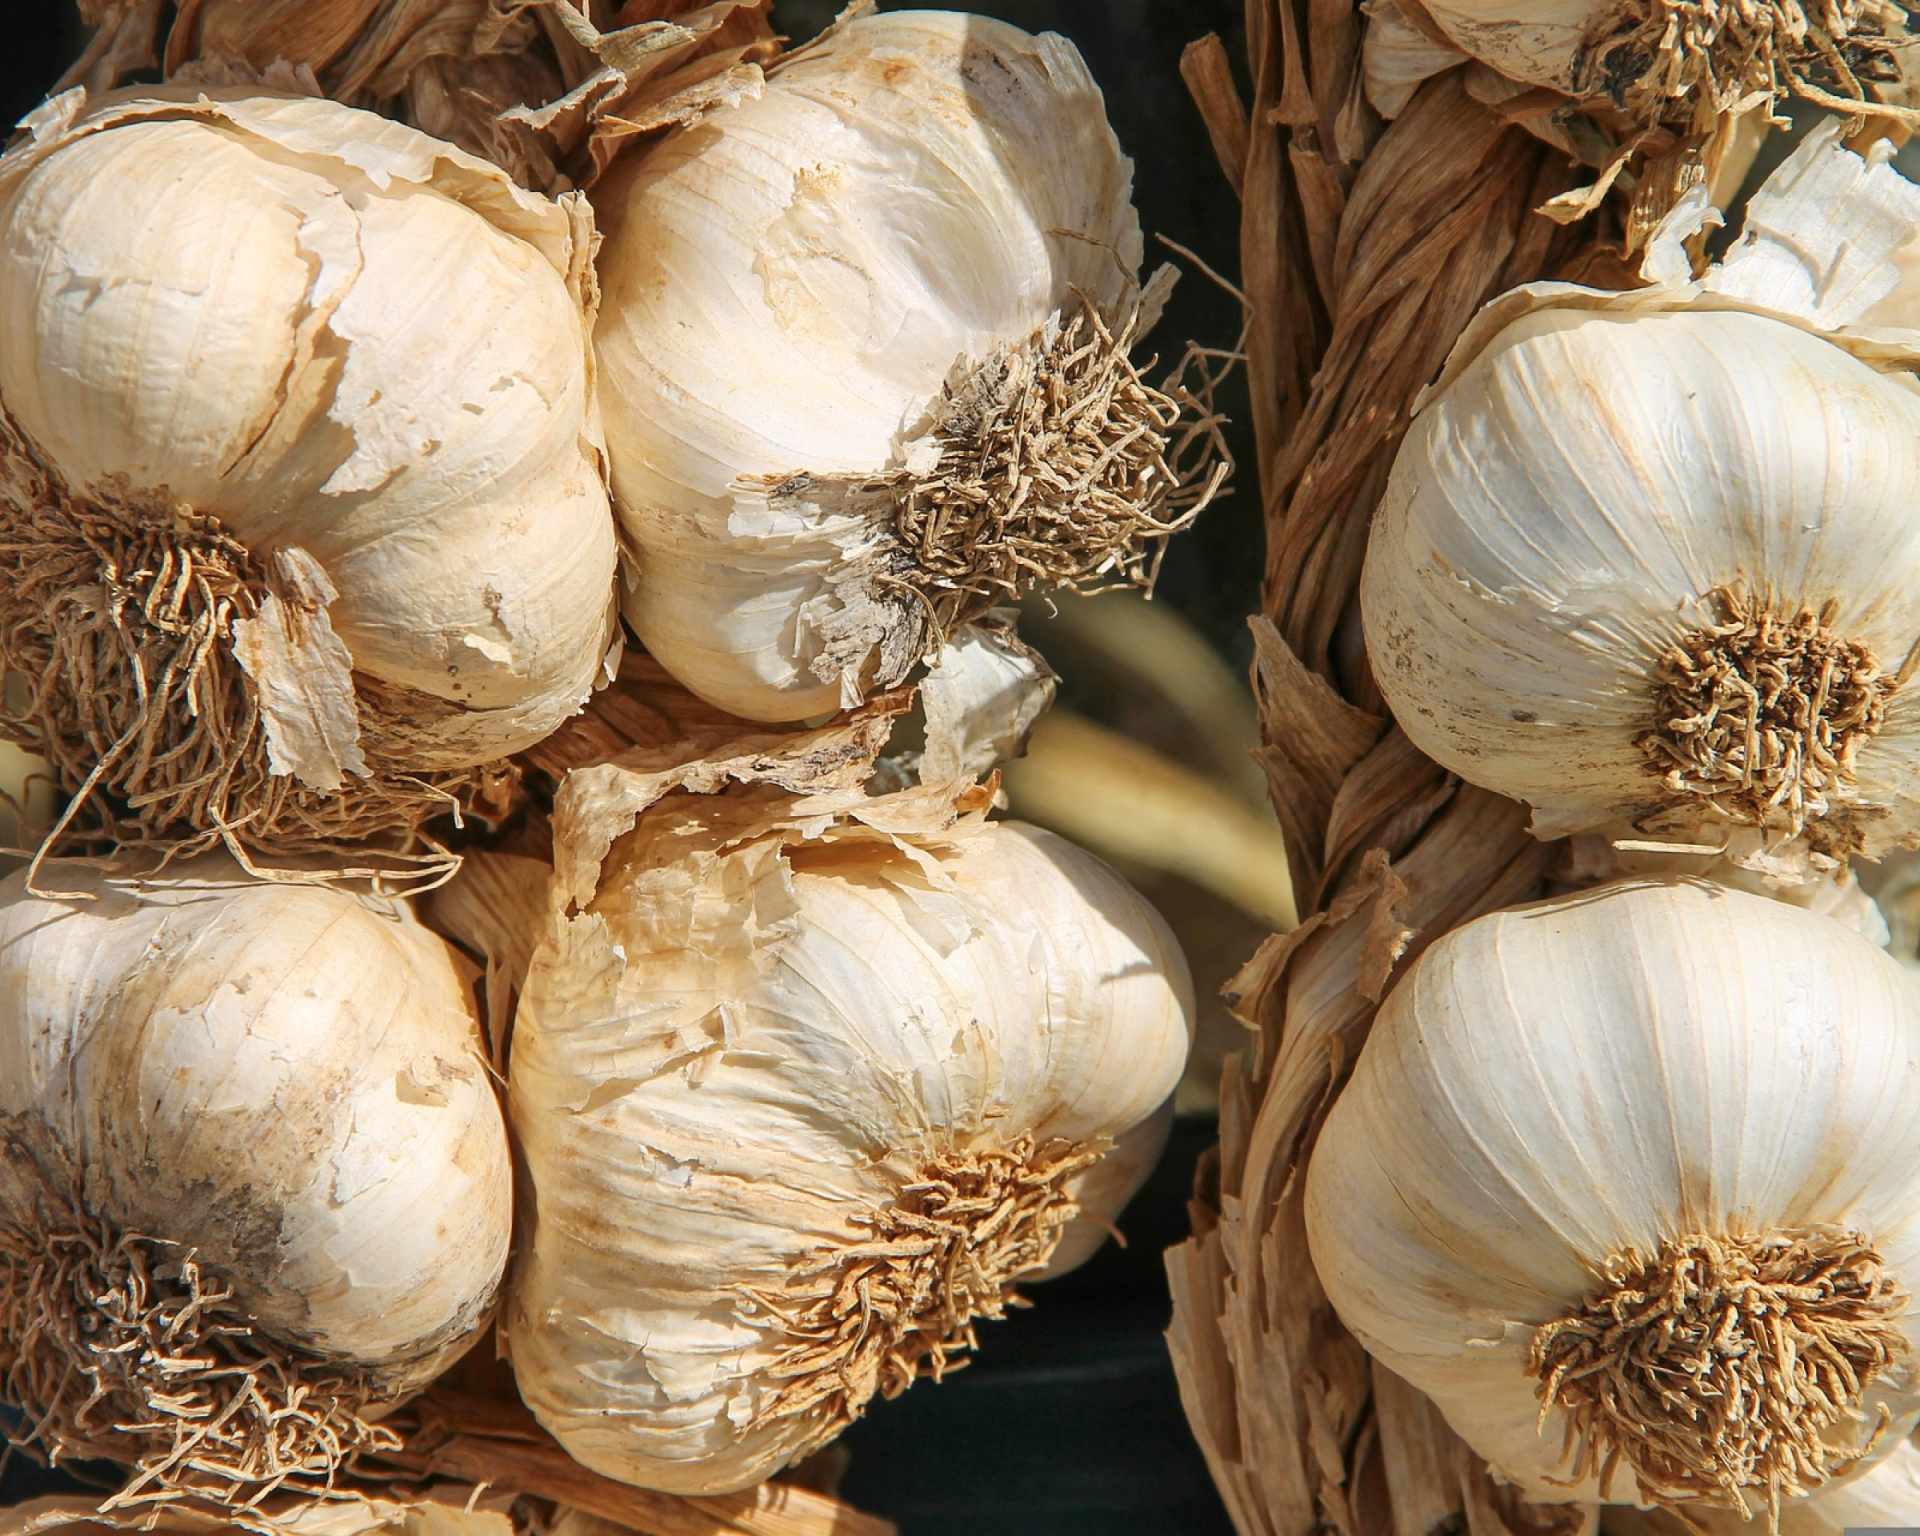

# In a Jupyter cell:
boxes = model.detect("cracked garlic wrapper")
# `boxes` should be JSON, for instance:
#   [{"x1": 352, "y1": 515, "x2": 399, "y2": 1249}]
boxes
[
  {"x1": 590, "y1": 10, "x2": 1223, "y2": 721},
  {"x1": 0, "y1": 858, "x2": 512, "y2": 1506},
  {"x1": 1361, "y1": 245, "x2": 1920, "y2": 870},
  {"x1": 1307, "y1": 878, "x2": 1920, "y2": 1523},
  {"x1": 505, "y1": 776, "x2": 1193, "y2": 1494},
  {"x1": 0, "y1": 87, "x2": 617, "y2": 867}
]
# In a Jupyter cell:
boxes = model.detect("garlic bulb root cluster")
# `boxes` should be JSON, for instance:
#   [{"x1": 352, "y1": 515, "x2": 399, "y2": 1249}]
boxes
[
  {"x1": 592, "y1": 11, "x2": 1229, "y2": 721},
  {"x1": 1395, "y1": 0, "x2": 1914, "y2": 130},
  {"x1": 1306, "y1": 878, "x2": 1920, "y2": 1524},
  {"x1": 0, "y1": 859, "x2": 512, "y2": 1504},
  {"x1": 1363, "y1": 293, "x2": 1920, "y2": 870},
  {"x1": 0, "y1": 87, "x2": 617, "y2": 874},
  {"x1": 1530, "y1": 1229, "x2": 1906, "y2": 1511},
  {"x1": 505, "y1": 767, "x2": 1193, "y2": 1493}
]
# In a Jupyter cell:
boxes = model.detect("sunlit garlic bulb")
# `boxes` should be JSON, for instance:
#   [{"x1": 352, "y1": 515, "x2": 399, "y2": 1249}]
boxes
[
  {"x1": 590, "y1": 10, "x2": 1225, "y2": 721},
  {"x1": 1307, "y1": 879, "x2": 1920, "y2": 1524},
  {"x1": 0, "y1": 858, "x2": 511, "y2": 1506},
  {"x1": 505, "y1": 776, "x2": 1193, "y2": 1493},
  {"x1": 0, "y1": 86, "x2": 617, "y2": 871}
]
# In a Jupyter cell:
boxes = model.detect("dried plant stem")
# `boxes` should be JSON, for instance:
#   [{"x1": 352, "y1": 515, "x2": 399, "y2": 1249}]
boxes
[
  {"x1": 1530, "y1": 1229, "x2": 1909, "y2": 1524},
  {"x1": 1640, "y1": 580, "x2": 1914, "y2": 846},
  {"x1": 0, "y1": 1189, "x2": 398, "y2": 1511},
  {"x1": 0, "y1": 418, "x2": 514, "y2": 891},
  {"x1": 736, "y1": 1135, "x2": 1106, "y2": 1457}
]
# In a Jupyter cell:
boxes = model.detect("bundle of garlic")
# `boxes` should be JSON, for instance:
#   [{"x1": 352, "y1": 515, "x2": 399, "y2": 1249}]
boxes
[
  {"x1": 0, "y1": 86, "x2": 618, "y2": 877},
  {"x1": 1306, "y1": 878, "x2": 1920, "y2": 1526},
  {"x1": 0, "y1": 857, "x2": 512, "y2": 1505},
  {"x1": 1360, "y1": 122, "x2": 1920, "y2": 878},
  {"x1": 590, "y1": 10, "x2": 1229, "y2": 720},
  {"x1": 503, "y1": 765, "x2": 1193, "y2": 1493}
]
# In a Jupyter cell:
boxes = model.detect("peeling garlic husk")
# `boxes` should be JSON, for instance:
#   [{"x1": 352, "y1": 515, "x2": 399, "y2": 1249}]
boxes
[
  {"x1": 0, "y1": 86, "x2": 617, "y2": 869},
  {"x1": 1361, "y1": 124, "x2": 1920, "y2": 881},
  {"x1": 504, "y1": 771, "x2": 1194, "y2": 1494},
  {"x1": 0, "y1": 857, "x2": 513, "y2": 1505},
  {"x1": 73, "y1": 1, "x2": 781, "y2": 196},
  {"x1": 1307, "y1": 878, "x2": 1920, "y2": 1520},
  {"x1": 591, "y1": 10, "x2": 1224, "y2": 721}
]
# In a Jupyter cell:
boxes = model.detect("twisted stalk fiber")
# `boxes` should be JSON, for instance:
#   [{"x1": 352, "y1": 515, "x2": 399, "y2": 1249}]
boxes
[
  {"x1": 0, "y1": 419, "x2": 515, "y2": 892},
  {"x1": 736, "y1": 1136, "x2": 1106, "y2": 1458},
  {"x1": 0, "y1": 1189, "x2": 397, "y2": 1512},
  {"x1": 1164, "y1": 7, "x2": 1624, "y2": 1536}
]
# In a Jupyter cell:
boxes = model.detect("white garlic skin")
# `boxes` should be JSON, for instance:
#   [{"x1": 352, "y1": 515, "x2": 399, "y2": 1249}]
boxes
[
  {"x1": 0, "y1": 859, "x2": 512, "y2": 1379},
  {"x1": 1602, "y1": 1437, "x2": 1920, "y2": 1532},
  {"x1": 1305, "y1": 878, "x2": 1920, "y2": 1506},
  {"x1": 506, "y1": 815, "x2": 1192, "y2": 1494},
  {"x1": 1362, "y1": 304, "x2": 1920, "y2": 853},
  {"x1": 591, "y1": 11, "x2": 1142, "y2": 720},
  {"x1": 0, "y1": 89, "x2": 617, "y2": 764}
]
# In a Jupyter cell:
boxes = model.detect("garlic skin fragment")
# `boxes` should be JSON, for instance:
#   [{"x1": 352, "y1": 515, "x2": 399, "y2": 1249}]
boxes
[
  {"x1": 0, "y1": 87, "x2": 617, "y2": 859},
  {"x1": 1362, "y1": 302, "x2": 1920, "y2": 866},
  {"x1": 0, "y1": 858, "x2": 512, "y2": 1501},
  {"x1": 592, "y1": 11, "x2": 1196, "y2": 722},
  {"x1": 1306, "y1": 878, "x2": 1920, "y2": 1516},
  {"x1": 505, "y1": 783, "x2": 1193, "y2": 1494}
]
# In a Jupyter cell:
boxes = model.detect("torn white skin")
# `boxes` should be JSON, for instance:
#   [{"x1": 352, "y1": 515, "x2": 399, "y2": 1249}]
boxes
[
  {"x1": 0, "y1": 86, "x2": 618, "y2": 789},
  {"x1": 914, "y1": 612, "x2": 1059, "y2": 785}
]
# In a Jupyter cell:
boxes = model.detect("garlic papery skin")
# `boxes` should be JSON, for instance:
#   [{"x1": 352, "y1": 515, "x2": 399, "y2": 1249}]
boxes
[
  {"x1": 505, "y1": 777, "x2": 1194, "y2": 1494},
  {"x1": 1361, "y1": 301, "x2": 1920, "y2": 871},
  {"x1": 0, "y1": 87, "x2": 617, "y2": 868},
  {"x1": 1305, "y1": 878, "x2": 1920, "y2": 1520},
  {"x1": 0, "y1": 857, "x2": 512, "y2": 1505},
  {"x1": 591, "y1": 10, "x2": 1223, "y2": 721}
]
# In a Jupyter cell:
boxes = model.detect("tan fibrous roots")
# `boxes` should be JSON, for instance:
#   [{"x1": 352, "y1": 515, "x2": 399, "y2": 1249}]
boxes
[
  {"x1": 1579, "y1": 0, "x2": 1915, "y2": 128},
  {"x1": 736, "y1": 1135, "x2": 1107, "y2": 1457},
  {"x1": 0, "y1": 1199, "x2": 400, "y2": 1510},
  {"x1": 0, "y1": 421, "x2": 515, "y2": 885},
  {"x1": 1529, "y1": 1229, "x2": 1910, "y2": 1525},
  {"x1": 1638, "y1": 581, "x2": 1912, "y2": 843},
  {"x1": 879, "y1": 288, "x2": 1233, "y2": 650}
]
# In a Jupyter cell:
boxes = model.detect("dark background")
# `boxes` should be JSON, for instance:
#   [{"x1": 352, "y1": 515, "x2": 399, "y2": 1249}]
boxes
[{"x1": 0, "y1": 6, "x2": 1256, "y2": 1531}]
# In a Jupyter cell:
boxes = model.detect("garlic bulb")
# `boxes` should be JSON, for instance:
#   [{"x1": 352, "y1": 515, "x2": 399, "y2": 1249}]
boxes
[
  {"x1": 591, "y1": 10, "x2": 1224, "y2": 720},
  {"x1": 0, "y1": 857, "x2": 512, "y2": 1503},
  {"x1": 0, "y1": 87, "x2": 617, "y2": 867},
  {"x1": 506, "y1": 777, "x2": 1193, "y2": 1493},
  {"x1": 1364, "y1": 0, "x2": 1916, "y2": 129},
  {"x1": 1603, "y1": 1437, "x2": 1920, "y2": 1533},
  {"x1": 1362, "y1": 301, "x2": 1920, "y2": 869},
  {"x1": 1306, "y1": 878, "x2": 1920, "y2": 1521}
]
